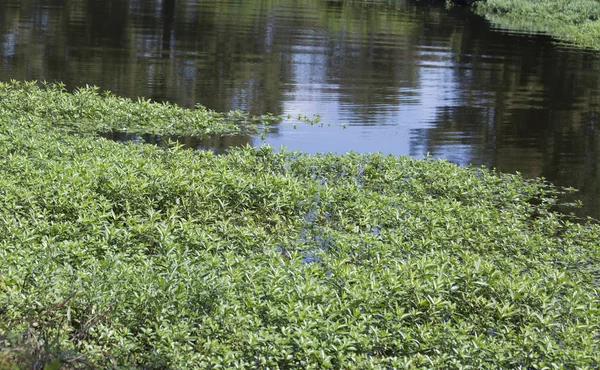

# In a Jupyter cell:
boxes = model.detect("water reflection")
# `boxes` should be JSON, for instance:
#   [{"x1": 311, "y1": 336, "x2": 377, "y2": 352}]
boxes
[{"x1": 0, "y1": 0, "x2": 599, "y2": 218}]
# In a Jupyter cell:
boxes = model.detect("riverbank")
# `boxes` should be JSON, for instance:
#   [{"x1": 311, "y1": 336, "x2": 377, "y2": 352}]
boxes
[
  {"x1": 471, "y1": 0, "x2": 600, "y2": 49},
  {"x1": 1, "y1": 82, "x2": 599, "y2": 368}
]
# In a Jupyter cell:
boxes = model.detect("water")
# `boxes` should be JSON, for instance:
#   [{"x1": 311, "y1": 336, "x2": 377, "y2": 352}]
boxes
[{"x1": 1, "y1": 0, "x2": 599, "y2": 219}]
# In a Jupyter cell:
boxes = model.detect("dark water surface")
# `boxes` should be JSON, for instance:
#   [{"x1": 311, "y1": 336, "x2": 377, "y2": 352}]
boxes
[{"x1": 1, "y1": 0, "x2": 600, "y2": 218}]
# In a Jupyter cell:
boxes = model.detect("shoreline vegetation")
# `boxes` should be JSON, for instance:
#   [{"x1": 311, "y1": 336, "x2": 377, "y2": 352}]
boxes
[
  {"x1": 467, "y1": 0, "x2": 600, "y2": 50},
  {"x1": 0, "y1": 81, "x2": 282, "y2": 139},
  {"x1": 0, "y1": 81, "x2": 599, "y2": 368}
]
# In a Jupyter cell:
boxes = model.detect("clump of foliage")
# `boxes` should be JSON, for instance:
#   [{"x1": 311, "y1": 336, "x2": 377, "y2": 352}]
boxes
[
  {"x1": 0, "y1": 81, "x2": 599, "y2": 368},
  {"x1": 472, "y1": 0, "x2": 600, "y2": 49},
  {"x1": 0, "y1": 80, "x2": 282, "y2": 138}
]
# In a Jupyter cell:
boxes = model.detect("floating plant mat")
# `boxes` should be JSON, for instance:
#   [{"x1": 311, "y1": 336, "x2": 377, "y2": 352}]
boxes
[
  {"x1": 473, "y1": 0, "x2": 600, "y2": 50},
  {"x1": 0, "y1": 81, "x2": 283, "y2": 138},
  {"x1": 0, "y1": 81, "x2": 599, "y2": 368}
]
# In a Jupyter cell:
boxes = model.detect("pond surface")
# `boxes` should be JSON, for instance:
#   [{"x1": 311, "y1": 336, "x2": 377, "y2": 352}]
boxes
[{"x1": 1, "y1": 0, "x2": 599, "y2": 218}]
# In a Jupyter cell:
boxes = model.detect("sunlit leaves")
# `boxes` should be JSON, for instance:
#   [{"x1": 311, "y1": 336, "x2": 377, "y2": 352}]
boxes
[
  {"x1": 0, "y1": 83, "x2": 599, "y2": 368},
  {"x1": 474, "y1": 0, "x2": 600, "y2": 50},
  {"x1": 0, "y1": 80, "x2": 280, "y2": 138}
]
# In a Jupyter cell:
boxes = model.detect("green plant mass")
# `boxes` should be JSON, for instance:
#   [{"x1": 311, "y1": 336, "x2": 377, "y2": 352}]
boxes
[
  {"x1": 0, "y1": 81, "x2": 599, "y2": 368},
  {"x1": 471, "y1": 0, "x2": 600, "y2": 50},
  {"x1": 0, "y1": 81, "x2": 282, "y2": 138}
]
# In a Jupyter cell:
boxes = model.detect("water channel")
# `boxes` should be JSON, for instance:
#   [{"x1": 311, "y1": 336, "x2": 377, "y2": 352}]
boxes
[{"x1": 1, "y1": 0, "x2": 599, "y2": 219}]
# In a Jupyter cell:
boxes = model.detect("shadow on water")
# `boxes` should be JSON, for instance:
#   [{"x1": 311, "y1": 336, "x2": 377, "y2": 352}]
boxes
[
  {"x1": 1, "y1": 0, "x2": 600, "y2": 219},
  {"x1": 98, "y1": 131, "x2": 254, "y2": 154}
]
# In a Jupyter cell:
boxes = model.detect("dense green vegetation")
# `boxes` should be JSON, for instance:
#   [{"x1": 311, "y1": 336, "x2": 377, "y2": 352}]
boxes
[
  {"x1": 0, "y1": 81, "x2": 280, "y2": 139},
  {"x1": 0, "y1": 81, "x2": 599, "y2": 368},
  {"x1": 472, "y1": 0, "x2": 600, "y2": 49}
]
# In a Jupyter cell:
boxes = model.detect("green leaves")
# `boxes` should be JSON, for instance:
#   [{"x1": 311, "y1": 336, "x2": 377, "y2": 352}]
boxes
[
  {"x1": 0, "y1": 80, "x2": 280, "y2": 138},
  {"x1": 474, "y1": 0, "x2": 600, "y2": 50},
  {"x1": 1, "y1": 82, "x2": 599, "y2": 368}
]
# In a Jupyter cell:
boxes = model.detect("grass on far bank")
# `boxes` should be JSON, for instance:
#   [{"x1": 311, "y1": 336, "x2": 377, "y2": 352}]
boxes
[
  {"x1": 471, "y1": 0, "x2": 600, "y2": 50},
  {"x1": 0, "y1": 81, "x2": 599, "y2": 368}
]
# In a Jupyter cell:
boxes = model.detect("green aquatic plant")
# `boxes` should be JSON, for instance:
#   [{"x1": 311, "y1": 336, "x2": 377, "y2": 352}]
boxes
[
  {"x1": 0, "y1": 81, "x2": 337, "y2": 141},
  {"x1": 0, "y1": 81, "x2": 599, "y2": 368},
  {"x1": 0, "y1": 80, "x2": 281, "y2": 138},
  {"x1": 472, "y1": 0, "x2": 600, "y2": 49}
]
